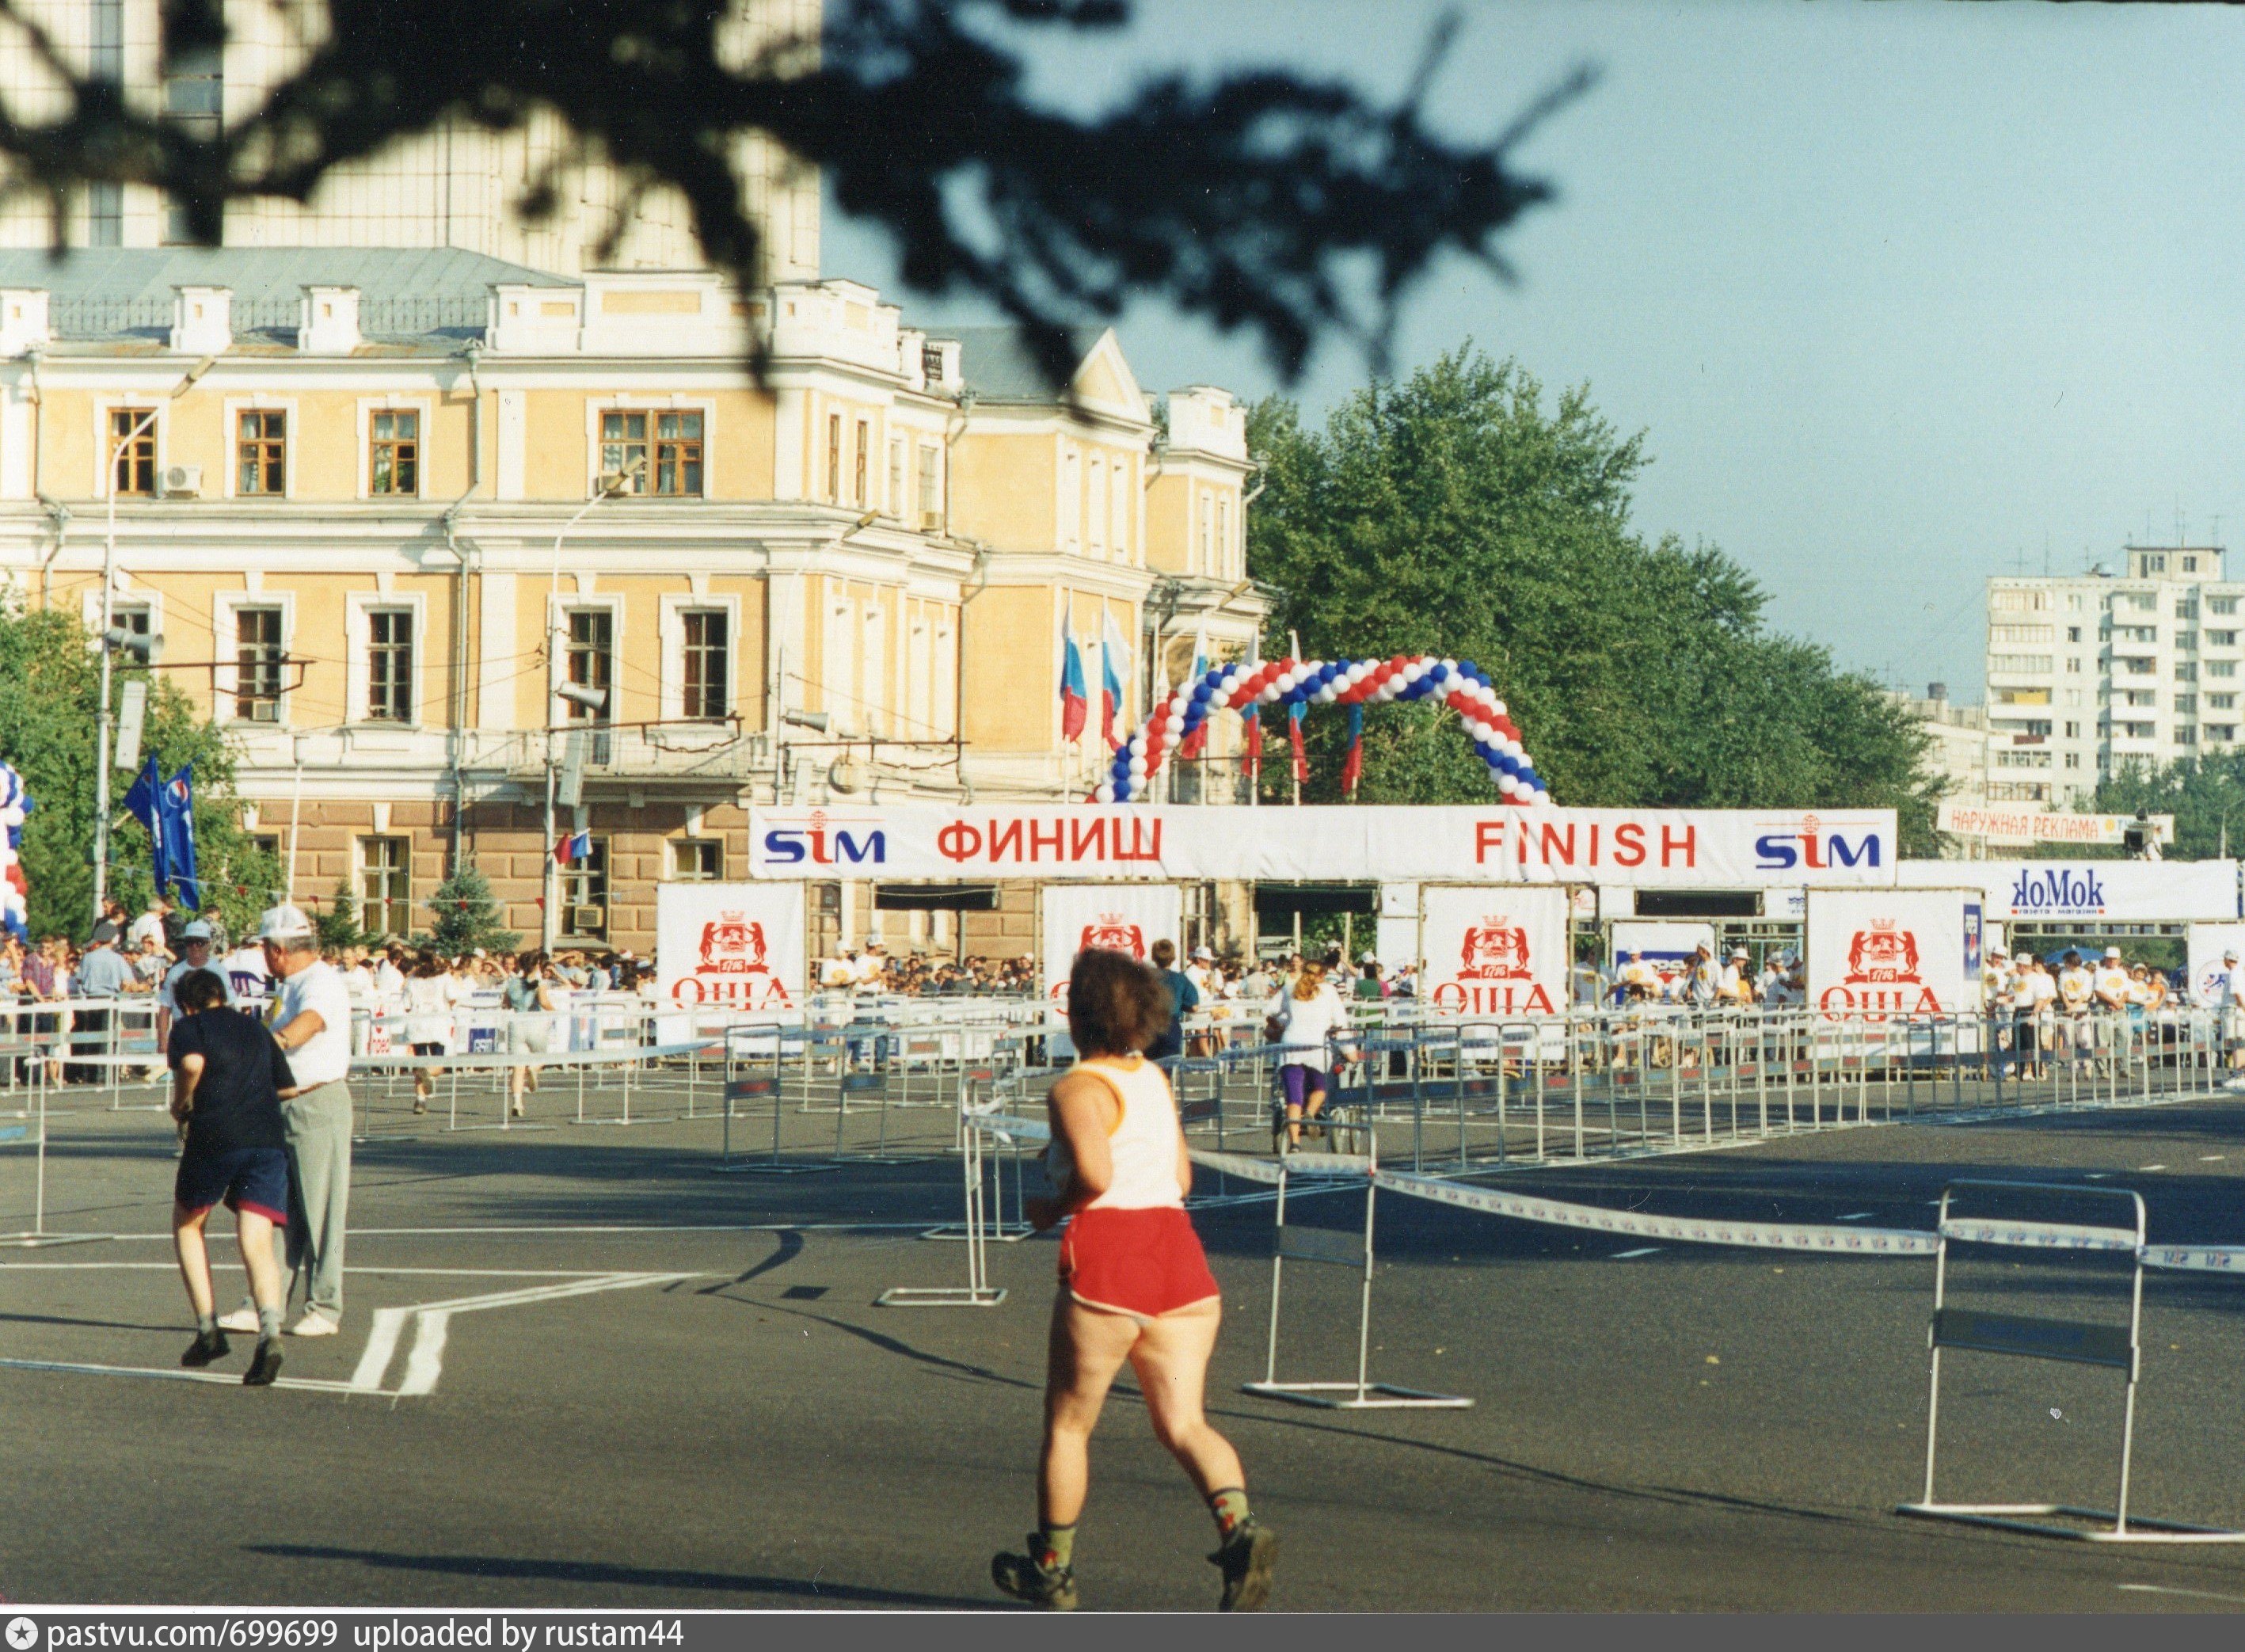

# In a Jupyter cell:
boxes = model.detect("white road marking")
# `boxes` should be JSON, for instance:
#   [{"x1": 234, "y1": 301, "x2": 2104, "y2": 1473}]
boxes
[
  {"x1": 1837, "y1": 1212, "x2": 1874, "y2": 1221},
  {"x1": 2201, "y1": 1155, "x2": 2227, "y2": 1163},
  {"x1": 0, "y1": 1269, "x2": 695, "y2": 1400},
  {"x1": 2117, "y1": 1582, "x2": 2245, "y2": 1605},
  {"x1": 1611, "y1": 1247, "x2": 1662, "y2": 1260},
  {"x1": 2139, "y1": 1164, "x2": 2168, "y2": 1172}
]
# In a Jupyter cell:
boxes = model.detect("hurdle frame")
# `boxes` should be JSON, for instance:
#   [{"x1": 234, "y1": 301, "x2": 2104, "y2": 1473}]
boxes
[
  {"x1": 1896, "y1": 1178, "x2": 2245, "y2": 1544},
  {"x1": 1242, "y1": 1121, "x2": 1472, "y2": 1410},
  {"x1": 877, "y1": 1107, "x2": 1010, "y2": 1308},
  {"x1": 712, "y1": 1025, "x2": 839, "y2": 1175}
]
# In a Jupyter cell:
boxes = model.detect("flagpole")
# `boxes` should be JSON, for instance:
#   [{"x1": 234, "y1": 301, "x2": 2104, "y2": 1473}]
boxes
[{"x1": 1288, "y1": 629, "x2": 1302, "y2": 808}]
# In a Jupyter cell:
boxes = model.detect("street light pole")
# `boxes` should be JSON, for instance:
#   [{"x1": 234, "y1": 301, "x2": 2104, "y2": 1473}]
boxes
[
  {"x1": 540, "y1": 468, "x2": 638, "y2": 952},
  {"x1": 90, "y1": 406, "x2": 161, "y2": 927}
]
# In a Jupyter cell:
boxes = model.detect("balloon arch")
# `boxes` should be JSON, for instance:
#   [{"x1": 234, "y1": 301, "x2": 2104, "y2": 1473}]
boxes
[{"x1": 1098, "y1": 655, "x2": 1551, "y2": 805}]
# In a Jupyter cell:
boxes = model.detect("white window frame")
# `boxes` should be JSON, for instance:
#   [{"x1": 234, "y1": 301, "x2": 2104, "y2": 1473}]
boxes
[
  {"x1": 91, "y1": 395, "x2": 169, "y2": 501},
  {"x1": 584, "y1": 397, "x2": 717, "y2": 498},
  {"x1": 356, "y1": 395, "x2": 436, "y2": 502},
  {"x1": 79, "y1": 588, "x2": 164, "y2": 641},
  {"x1": 355, "y1": 834, "x2": 413, "y2": 939},
  {"x1": 213, "y1": 590, "x2": 296, "y2": 726},
  {"x1": 666, "y1": 837, "x2": 725, "y2": 881},
  {"x1": 547, "y1": 593, "x2": 626, "y2": 719},
  {"x1": 658, "y1": 593, "x2": 742, "y2": 723},
  {"x1": 344, "y1": 591, "x2": 428, "y2": 727},
  {"x1": 222, "y1": 396, "x2": 299, "y2": 501}
]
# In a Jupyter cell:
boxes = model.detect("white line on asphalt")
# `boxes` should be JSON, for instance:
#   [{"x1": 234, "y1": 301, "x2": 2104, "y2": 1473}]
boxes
[
  {"x1": 2201, "y1": 1155, "x2": 2227, "y2": 1162},
  {"x1": 1837, "y1": 1212, "x2": 1874, "y2": 1221},
  {"x1": 2140, "y1": 1164, "x2": 2168, "y2": 1172},
  {"x1": 1611, "y1": 1247, "x2": 1662, "y2": 1259},
  {"x1": 2117, "y1": 1582, "x2": 2245, "y2": 1605}
]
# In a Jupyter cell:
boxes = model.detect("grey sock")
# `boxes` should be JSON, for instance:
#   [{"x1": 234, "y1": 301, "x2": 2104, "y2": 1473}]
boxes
[
  {"x1": 196, "y1": 1313, "x2": 216, "y2": 1337},
  {"x1": 258, "y1": 1307, "x2": 283, "y2": 1340}
]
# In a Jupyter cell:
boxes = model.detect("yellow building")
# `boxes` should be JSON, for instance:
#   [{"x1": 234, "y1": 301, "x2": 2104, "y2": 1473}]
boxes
[{"x1": 0, "y1": 248, "x2": 1263, "y2": 956}]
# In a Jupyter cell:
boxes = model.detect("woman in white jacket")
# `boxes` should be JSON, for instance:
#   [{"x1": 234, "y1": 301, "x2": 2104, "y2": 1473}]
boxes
[{"x1": 1264, "y1": 960, "x2": 1350, "y2": 1149}]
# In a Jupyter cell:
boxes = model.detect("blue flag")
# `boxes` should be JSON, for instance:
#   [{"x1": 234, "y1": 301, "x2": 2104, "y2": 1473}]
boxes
[
  {"x1": 158, "y1": 764, "x2": 200, "y2": 910},
  {"x1": 120, "y1": 756, "x2": 169, "y2": 896}
]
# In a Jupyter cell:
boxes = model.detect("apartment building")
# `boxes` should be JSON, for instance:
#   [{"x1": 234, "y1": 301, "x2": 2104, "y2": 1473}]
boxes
[
  {"x1": 0, "y1": 249, "x2": 1261, "y2": 956},
  {"x1": 1984, "y1": 543, "x2": 2234, "y2": 805}
]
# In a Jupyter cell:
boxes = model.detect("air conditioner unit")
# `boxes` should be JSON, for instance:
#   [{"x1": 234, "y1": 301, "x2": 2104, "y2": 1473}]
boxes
[
  {"x1": 161, "y1": 464, "x2": 201, "y2": 497},
  {"x1": 569, "y1": 906, "x2": 607, "y2": 935}
]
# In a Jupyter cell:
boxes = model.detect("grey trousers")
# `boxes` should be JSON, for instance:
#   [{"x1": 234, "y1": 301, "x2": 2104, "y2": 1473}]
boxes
[{"x1": 281, "y1": 1079, "x2": 353, "y2": 1319}]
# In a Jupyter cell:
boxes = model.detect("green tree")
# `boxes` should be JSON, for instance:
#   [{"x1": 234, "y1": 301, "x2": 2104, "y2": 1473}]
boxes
[
  {"x1": 419, "y1": 866, "x2": 519, "y2": 956},
  {"x1": 2093, "y1": 754, "x2": 2245, "y2": 860},
  {"x1": 1246, "y1": 350, "x2": 1939, "y2": 847},
  {"x1": 0, "y1": 600, "x2": 280, "y2": 941},
  {"x1": 313, "y1": 881, "x2": 367, "y2": 953}
]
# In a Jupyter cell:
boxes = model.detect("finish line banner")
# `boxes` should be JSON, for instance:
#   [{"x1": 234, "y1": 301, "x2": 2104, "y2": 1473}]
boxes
[{"x1": 748, "y1": 805, "x2": 1897, "y2": 888}]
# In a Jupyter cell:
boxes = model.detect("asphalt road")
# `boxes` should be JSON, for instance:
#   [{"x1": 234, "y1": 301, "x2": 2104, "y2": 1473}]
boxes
[{"x1": 3, "y1": 1081, "x2": 2245, "y2": 1609}]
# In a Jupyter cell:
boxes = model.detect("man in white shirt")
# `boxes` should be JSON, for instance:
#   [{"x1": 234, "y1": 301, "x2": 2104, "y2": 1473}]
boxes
[
  {"x1": 223, "y1": 903, "x2": 356, "y2": 1338},
  {"x1": 126, "y1": 895, "x2": 170, "y2": 956},
  {"x1": 1615, "y1": 949, "x2": 1660, "y2": 1003},
  {"x1": 2219, "y1": 950, "x2": 2245, "y2": 1071}
]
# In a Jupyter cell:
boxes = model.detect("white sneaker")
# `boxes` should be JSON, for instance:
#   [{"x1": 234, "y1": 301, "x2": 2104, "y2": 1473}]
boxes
[
  {"x1": 216, "y1": 1305, "x2": 260, "y2": 1334},
  {"x1": 288, "y1": 1311, "x2": 340, "y2": 1338}
]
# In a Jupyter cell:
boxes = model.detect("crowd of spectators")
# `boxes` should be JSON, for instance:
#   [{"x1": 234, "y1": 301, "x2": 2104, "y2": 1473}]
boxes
[{"x1": 0, "y1": 894, "x2": 663, "y2": 1083}]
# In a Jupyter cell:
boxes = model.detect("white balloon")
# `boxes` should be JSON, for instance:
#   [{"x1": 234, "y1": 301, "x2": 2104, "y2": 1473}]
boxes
[{"x1": 1094, "y1": 784, "x2": 1115, "y2": 803}]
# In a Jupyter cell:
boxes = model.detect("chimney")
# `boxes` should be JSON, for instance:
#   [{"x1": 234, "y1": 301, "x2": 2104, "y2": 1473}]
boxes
[
  {"x1": 297, "y1": 285, "x2": 361, "y2": 354},
  {"x1": 169, "y1": 286, "x2": 231, "y2": 354},
  {"x1": 0, "y1": 288, "x2": 49, "y2": 353}
]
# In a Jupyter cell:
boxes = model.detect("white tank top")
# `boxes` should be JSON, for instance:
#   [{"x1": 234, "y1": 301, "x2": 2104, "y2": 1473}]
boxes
[{"x1": 1048, "y1": 1056, "x2": 1184, "y2": 1211}]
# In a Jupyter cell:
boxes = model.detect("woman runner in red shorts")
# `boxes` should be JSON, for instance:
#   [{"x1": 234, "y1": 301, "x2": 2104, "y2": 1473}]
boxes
[{"x1": 991, "y1": 948, "x2": 1277, "y2": 1612}]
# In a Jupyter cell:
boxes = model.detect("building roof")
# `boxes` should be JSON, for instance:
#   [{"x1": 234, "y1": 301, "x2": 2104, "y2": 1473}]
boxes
[
  {"x1": 0, "y1": 246, "x2": 573, "y2": 344},
  {"x1": 934, "y1": 324, "x2": 1108, "y2": 403}
]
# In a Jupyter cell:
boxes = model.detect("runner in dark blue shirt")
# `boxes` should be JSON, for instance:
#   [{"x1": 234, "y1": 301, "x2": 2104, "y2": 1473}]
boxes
[{"x1": 168, "y1": 969, "x2": 295, "y2": 1386}]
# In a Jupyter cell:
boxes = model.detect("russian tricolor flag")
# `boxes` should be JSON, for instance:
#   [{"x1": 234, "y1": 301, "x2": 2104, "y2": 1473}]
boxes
[
  {"x1": 553, "y1": 828, "x2": 592, "y2": 866},
  {"x1": 1341, "y1": 704, "x2": 1364, "y2": 796},
  {"x1": 1099, "y1": 612, "x2": 1131, "y2": 748},
  {"x1": 1059, "y1": 628, "x2": 1088, "y2": 742}
]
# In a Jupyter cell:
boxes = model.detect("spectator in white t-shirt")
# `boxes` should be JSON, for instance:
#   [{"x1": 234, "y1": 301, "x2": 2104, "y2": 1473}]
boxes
[
  {"x1": 1264, "y1": 961, "x2": 1352, "y2": 1150},
  {"x1": 227, "y1": 904, "x2": 356, "y2": 1338}
]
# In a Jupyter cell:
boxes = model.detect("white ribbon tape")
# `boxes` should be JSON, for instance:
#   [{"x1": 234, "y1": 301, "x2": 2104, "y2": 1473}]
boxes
[
  {"x1": 1371, "y1": 1169, "x2": 1941, "y2": 1257},
  {"x1": 2143, "y1": 1247, "x2": 2245, "y2": 1273},
  {"x1": 1939, "y1": 1217, "x2": 2139, "y2": 1254}
]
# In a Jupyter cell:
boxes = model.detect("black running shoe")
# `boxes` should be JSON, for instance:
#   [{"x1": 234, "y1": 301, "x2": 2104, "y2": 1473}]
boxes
[
  {"x1": 242, "y1": 1338, "x2": 283, "y2": 1387},
  {"x1": 991, "y1": 1539, "x2": 1079, "y2": 1611},
  {"x1": 1209, "y1": 1520, "x2": 1277, "y2": 1612},
  {"x1": 181, "y1": 1329, "x2": 229, "y2": 1368}
]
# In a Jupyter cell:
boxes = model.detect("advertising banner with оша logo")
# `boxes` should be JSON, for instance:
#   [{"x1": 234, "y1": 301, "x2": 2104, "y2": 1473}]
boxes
[
  {"x1": 1039, "y1": 882, "x2": 1183, "y2": 1011},
  {"x1": 655, "y1": 882, "x2": 806, "y2": 1012},
  {"x1": 1806, "y1": 887, "x2": 1978, "y2": 1021},
  {"x1": 746, "y1": 805, "x2": 1897, "y2": 888},
  {"x1": 1417, "y1": 885, "x2": 1572, "y2": 1017}
]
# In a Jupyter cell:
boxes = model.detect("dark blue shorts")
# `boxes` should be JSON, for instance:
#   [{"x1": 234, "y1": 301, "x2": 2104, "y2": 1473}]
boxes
[{"x1": 174, "y1": 1146, "x2": 290, "y2": 1225}]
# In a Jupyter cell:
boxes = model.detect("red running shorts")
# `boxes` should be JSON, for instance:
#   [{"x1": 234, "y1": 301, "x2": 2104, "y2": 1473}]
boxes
[{"x1": 1059, "y1": 1205, "x2": 1221, "y2": 1321}]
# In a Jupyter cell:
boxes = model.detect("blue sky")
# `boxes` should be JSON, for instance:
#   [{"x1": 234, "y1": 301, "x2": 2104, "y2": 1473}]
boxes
[{"x1": 820, "y1": 0, "x2": 2245, "y2": 699}]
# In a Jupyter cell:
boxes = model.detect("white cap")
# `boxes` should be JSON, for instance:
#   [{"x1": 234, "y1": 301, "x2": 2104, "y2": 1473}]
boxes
[
  {"x1": 1193, "y1": 946, "x2": 1215, "y2": 961},
  {"x1": 2226, "y1": 950, "x2": 2239, "y2": 962},
  {"x1": 180, "y1": 919, "x2": 214, "y2": 942},
  {"x1": 1360, "y1": 951, "x2": 1377, "y2": 964},
  {"x1": 254, "y1": 904, "x2": 314, "y2": 942},
  {"x1": 2104, "y1": 946, "x2": 2122, "y2": 960}
]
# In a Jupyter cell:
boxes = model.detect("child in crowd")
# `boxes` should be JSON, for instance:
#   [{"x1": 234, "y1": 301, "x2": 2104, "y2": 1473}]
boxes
[{"x1": 168, "y1": 967, "x2": 295, "y2": 1386}]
